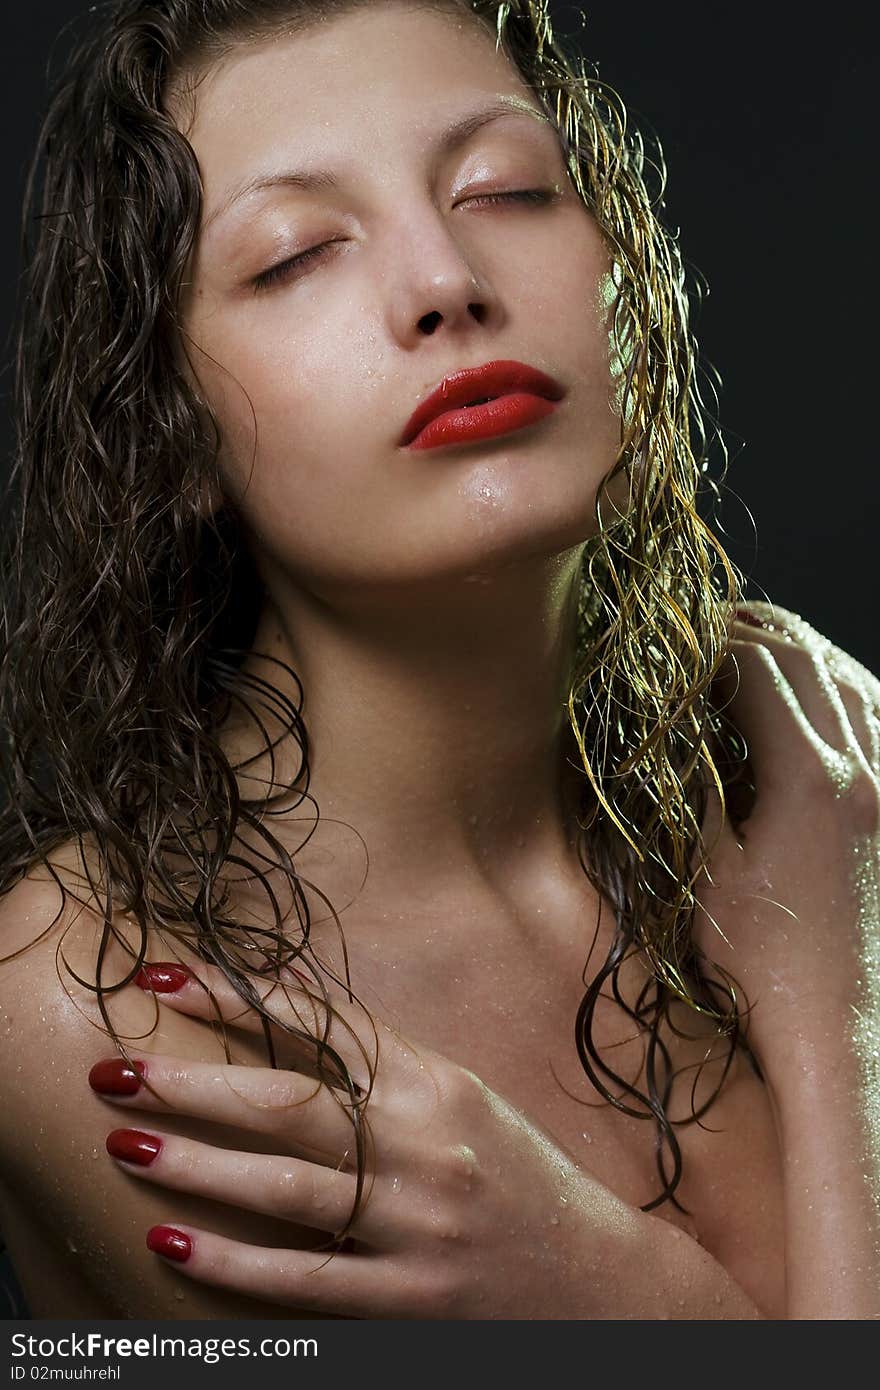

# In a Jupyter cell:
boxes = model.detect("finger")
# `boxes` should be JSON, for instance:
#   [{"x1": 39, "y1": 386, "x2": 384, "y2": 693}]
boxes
[
  {"x1": 731, "y1": 617, "x2": 879, "y2": 796},
  {"x1": 731, "y1": 620, "x2": 857, "y2": 758},
  {"x1": 88, "y1": 1053, "x2": 361, "y2": 1162},
  {"x1": 134, "y1": 960, "x2": 375, "y2": 1094},
  {"x1": 866, "y1": 705, "x2": 880, "y2": 775},
  {"x1": 829, "y1": 680, "x2": 878, "y2": 778},
  {"x1": 733, "y1": 603, "x2": 877, "y2": 758},
  {"x1": 821, "y1": 644, "x2": 880, "y2": 776},
  {"x1": 144, "y1": 1222, "x2": 421, "y2": 1317},
  {"x1": 105, "y1": 1126, "x2": 396, "y2": 1246},
  {"x1": 713, "y1": 638, "x2": 831, "y2": 797}
]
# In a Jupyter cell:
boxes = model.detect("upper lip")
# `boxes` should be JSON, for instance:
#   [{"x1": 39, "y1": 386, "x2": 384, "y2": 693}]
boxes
[{"x1": 399, "y1": 359, "x2": 566, "y2": 446}]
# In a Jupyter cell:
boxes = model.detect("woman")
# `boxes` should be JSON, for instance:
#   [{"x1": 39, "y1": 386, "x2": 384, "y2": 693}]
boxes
[{"x1": 0, "y1": 0, "x2": 877, "y2": 1320}]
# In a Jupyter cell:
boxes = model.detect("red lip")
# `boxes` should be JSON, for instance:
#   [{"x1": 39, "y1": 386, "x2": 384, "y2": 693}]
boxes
[{"x1": 399, "y1": 359, "x2": 566, "y2": 449}]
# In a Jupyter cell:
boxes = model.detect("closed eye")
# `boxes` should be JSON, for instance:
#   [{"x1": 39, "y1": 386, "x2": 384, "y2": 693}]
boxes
[
  {"x1": 461, "y1": 188, "x2": 559, "y2": 209},
  {"x1": 251, "y1": 241, "x2": 340, "y2": 294},
  {"x1": 250, "y1": 189, "x2": 560, "y2": 293}
]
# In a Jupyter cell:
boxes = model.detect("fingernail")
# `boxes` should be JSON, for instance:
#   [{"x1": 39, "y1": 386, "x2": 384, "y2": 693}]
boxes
[
  {"x1": 88, "y1": 1058, "x2": 147, "y2": 1095},
  {"x1": 734, "y1": 608, "x2": 766, "y2": 629},
  {"x1": 146, "y1": 1225, "x2": 192, "y2": 1263},
  {"x1": 106, "y1": 1128, "x2": 162, "y2": 1166},
  {"x1": 134, "y1": 963, "x2": 191, "y2": 993}
]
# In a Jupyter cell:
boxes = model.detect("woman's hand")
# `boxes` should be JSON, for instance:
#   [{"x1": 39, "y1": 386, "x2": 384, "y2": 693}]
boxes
[
  {"x1": 87, "y1": 961, "x2": 759, "y2": 1319},
  {"x1": 696, "y1": 599, "x2": 880, "y2": 1057}
]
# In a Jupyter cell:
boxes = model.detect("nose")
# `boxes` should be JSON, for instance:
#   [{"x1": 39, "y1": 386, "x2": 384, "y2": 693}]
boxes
[{"x1": 386, "y1": 213, "x2": 499, "y2": 344}]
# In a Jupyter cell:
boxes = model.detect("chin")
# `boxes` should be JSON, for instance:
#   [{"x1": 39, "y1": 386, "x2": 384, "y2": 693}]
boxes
[{"x1": 456, "y1": 463, "x2": 620, "y2": 550}]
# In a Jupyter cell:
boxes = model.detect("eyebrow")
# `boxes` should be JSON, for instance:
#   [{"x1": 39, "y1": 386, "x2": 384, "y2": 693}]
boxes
[{"x1": 202, "y1": 96, "x2": 554, "y2": 234}]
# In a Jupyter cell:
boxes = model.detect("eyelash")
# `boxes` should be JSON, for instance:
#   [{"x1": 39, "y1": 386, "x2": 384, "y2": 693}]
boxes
[{"x1": 250, "y1": 189, "x2": 558, "y2": 293}]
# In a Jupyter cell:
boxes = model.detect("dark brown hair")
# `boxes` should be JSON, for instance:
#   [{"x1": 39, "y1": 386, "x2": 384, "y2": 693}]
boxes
[{"x1": 0, "y1": 0, "x2": 757, "y2": 1253}]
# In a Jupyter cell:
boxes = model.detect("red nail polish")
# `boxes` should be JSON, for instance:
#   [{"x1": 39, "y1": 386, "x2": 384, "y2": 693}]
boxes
[
  {"x1": 88, "y1": 1058, "x2": 147, "y2": 1095},
  {"x1": 106, "y1": 1128, "x2": 162, "y2": 1166},
  {"x1": 734, "y1": 608, "x2": 766, "y2": 629},
  {"x1": 146, "y1": 1225, "x2": 192, "y2": 1263},
  {"x1": 134, "y1": 963, "x2": 191, "y2": 993}
]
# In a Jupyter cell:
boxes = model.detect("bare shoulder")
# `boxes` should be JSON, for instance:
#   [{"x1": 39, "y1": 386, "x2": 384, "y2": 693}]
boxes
[{"x1": 0, "y1": 847, "x2": 329, "y2": 1320}]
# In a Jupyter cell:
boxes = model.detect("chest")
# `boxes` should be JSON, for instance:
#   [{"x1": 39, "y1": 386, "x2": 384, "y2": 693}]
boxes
[{"x1": 332, "y1": 935, "x2": 788, "y2": 1319}]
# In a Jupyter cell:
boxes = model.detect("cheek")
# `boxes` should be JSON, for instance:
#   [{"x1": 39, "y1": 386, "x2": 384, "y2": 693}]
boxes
[
  {"x1": 186, "y1": 324, "x2": 327, "y2": 500},
  {"x1": 533, "y1": 227, "x2": 622, "y2": 399},
  {"x1": 188, "y1": 332, "x2": 391, "y2": 579}
]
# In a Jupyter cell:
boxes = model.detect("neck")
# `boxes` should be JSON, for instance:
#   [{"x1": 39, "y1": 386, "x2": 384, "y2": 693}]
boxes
[{"x1": 221, "y1": 543, "x2": 597, "y2": 928}]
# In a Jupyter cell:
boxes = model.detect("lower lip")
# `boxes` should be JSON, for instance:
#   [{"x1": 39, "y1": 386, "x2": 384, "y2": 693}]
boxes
[{"x1": 406, "y1": 393, "x2": 560, "y2": 451}]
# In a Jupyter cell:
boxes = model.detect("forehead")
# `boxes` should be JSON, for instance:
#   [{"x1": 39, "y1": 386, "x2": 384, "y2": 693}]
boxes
[{"x1": 174, "y1": 5, "x2": 538, "y2": 158}]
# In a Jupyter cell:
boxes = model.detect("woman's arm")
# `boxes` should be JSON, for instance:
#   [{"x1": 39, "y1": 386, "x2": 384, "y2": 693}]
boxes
[
  {"x1": 1, "y1": 865, "x2": 768, "y2": 1320},
  {"x1": 95, "y1": 959, "x2": 771, "y2": 1319},
  {"x1": 0, "y1": 868, "x2": 338, "y2": 1320},
  {"x1": 695, "y1": 603, "x2": 880, "y2": 1320},
  {"x1": 760, "y1": 1018, "x2": 880, "y2": 1320}
]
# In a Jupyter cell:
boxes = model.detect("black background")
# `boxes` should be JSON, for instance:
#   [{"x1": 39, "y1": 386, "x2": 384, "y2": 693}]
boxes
[{"x1": 2, "y1": 2, "x2": 877, "y2": 671}]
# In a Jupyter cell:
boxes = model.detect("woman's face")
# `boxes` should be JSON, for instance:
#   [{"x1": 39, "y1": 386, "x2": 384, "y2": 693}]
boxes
[{"x1": 177, "y1": 3, "x2": 628, "y2": 599}]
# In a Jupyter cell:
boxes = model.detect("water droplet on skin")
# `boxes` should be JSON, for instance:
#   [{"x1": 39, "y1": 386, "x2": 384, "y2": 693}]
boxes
[
  {"x1": 549, "y1": 1214, "x2": 560, "y2": 1226},
  {"x1": 391, "y1": 1175, "x2": 402, "y2": 1194},
  {"x1": 581, "y1": 1132, "x2": 592, "y2": 1143}
]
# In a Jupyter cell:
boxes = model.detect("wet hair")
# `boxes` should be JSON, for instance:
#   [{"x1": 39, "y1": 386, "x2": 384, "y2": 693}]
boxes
[{"x1": 0, "y1": 0, "x2": 758, "y2": 1251}]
